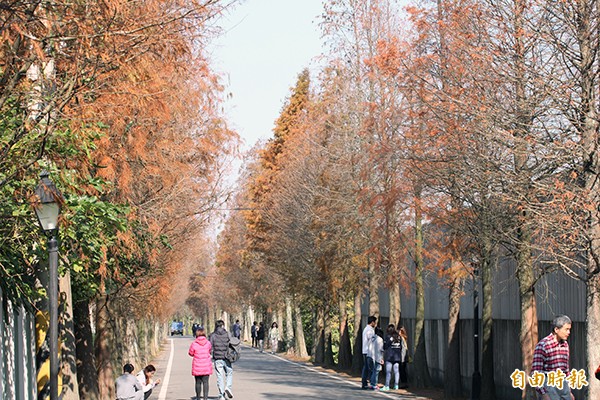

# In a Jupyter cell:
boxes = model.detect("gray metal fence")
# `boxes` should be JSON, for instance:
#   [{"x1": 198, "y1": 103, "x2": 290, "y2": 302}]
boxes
[
  {"x1": 364, "y1": 256, "x2": 589, "y2": 400},
  {"x1": 0, "y1": 287, "x2": 37, "y2": 400}
]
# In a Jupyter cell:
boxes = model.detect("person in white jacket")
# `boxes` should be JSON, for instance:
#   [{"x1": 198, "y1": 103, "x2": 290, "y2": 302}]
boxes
[
  {"x1": 367, "y1": 327, "x2": 385, "y2": 390},
  {"x1": 361, "y1": 316, "x2": 378, "y2": 389},
  {"x1": 135, "y1": 365, "x2": 161, "y2": 400}
]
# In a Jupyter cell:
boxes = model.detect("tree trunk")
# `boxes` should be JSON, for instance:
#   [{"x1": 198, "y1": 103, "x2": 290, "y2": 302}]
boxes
[
  {"x1": 337, "y1": 294, "x2": 353, "y2": 370},
  {"x1": 389, "y1": 283, "x2": 401, "y2": 328},
  {"x1": 575, "y1": 2, "x2": 600, "y2": 398},
  {"x1": 368, "y1": 258, "x2": 379, "y2": 319},
  {"x1": 285, "y1": 297, "x2": 295, "y2": 355},
  {"x1": 586, "y1": 272, "x2": 600, "y2": 399},
  {"x1": 74, "y1": 299, "x2": 98, "y2": 400},
  {"x1": 293, "y1": 300, "x2": 309, "y2": 358},
  {"x1": 324, "y1": 313, "x2": 335, "y2": 368},
  {"x1": 444, "y1": 272, "x2": 462, "y2": 399},
  {"x1": 95, "y1": 294, "x2": 114, "y2": 400},
  {"x1": 277, "y1": 308, "x2": 284, "y2": 344},
  {"x1": 351, "y1": 291, "x2": 364, "y2": 376},
  {"x1": 412, "y1": 190, "x2": 432, "y2": 387},
  {"x1": 207, "y1": 305, "x2": 215, "y2": 333},
  {"x1": 59, "y1": 270, "x2": 79, "y2": 400},
  {"x1": 314, "y1": 306, "x2": 325, "y2": 364},
  {"x1": 516, "y1": 228, "x2": 538, "y2": 400},
  {"x1": 512, "y1": 2, "x2": 538, "y2": 397},
  {"x1": 245, "y1": 305, "x2": 255, "y2": 343},
  {"x1": 481, "y1": 240, "x2": 497, "y2": 400}
]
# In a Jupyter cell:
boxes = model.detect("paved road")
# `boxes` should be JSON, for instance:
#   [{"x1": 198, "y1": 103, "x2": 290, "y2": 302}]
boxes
[{"x1": 149, "y1": 336, "x2": 434, "y2": 400}]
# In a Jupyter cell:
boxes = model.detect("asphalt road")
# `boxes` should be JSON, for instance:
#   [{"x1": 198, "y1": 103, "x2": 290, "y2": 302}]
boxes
[{"x1": 148, "y1": 336, "x2": 434, "y2": 400}]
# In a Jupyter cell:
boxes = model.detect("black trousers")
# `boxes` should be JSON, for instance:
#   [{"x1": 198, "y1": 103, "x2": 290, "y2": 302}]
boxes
[
  {"x1": 399, "y1": 361, "x2": 408, "y2": 384},
  {"x1": 194, "y1": 375, "x2": 209, "y2": 400}
]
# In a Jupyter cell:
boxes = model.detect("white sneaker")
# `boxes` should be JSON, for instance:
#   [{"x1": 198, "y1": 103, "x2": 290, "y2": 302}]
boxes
[{"x1": 225, "y1": 388, "x2": 233, "y2": 399}]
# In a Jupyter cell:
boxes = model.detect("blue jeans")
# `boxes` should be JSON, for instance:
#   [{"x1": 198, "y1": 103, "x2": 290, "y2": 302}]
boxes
[
  {"x1": 541, "y1": 382, "x2": 572, "y2": 400},
  {"x1": 214, "y1": 359, "x2": 233, "y2": 396},
  {"x1": 371, "y1": 362, "x2": 382, "y2": 387},
  {"x1": 385, "y1": 361, "x2": 400, "y2": 387},
  {"x1": 362, "y1": 355, "x2": 374, "y2": 387}
]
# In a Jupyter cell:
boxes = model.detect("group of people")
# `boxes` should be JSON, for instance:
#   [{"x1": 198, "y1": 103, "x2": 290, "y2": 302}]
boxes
[
  {"x1": 116, "y1": 313, "x2": 596, "y2": 400},
  {"x1": 115, "y1": 363, "x2": 160, "y2": 400},
  {"x1": 361, "y1": 315, "x2": 409, "y2": 391},
  {"x1": 250, "y1": 321, "x2": 280, "y2": 354}
]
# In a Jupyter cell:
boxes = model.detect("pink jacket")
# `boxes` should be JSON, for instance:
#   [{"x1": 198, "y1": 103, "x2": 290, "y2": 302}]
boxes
[{"x1": 188, "y1": 336, "x2": 213, "y2": 376}]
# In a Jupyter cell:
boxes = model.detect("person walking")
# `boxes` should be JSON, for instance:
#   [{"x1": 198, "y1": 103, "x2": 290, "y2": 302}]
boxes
[
  {"x1": 188, "y1": 326, "x2": 213, "y2": 400},
  {"x1": 210, "y1": 320, "x2": 234, "y2": 400},
  {"x1": 531, "y1": 315, "x2": 574, "y2": 400},
  {"x1": 268, "y1": 322, "x2": 280, "y2": 354},
  {"x1": 116, "y1": 363, "x2": 143, "y2": 400},
  {"x1": 361, "y1": 315, "x2": 377, "y2": 390},
  {"x1": 257, "y1": 322, "x2": 266, "y2": 353},
  {"x1": 398, "y1": 326, "x2": 409, "y2": 388},
  {"x1": 382, "y1": 325, "x2": 402, "y2": 391},
  {"x1": 135, "y1": 365, "x2": 161, "y2": 399},
  {"x1": 232, "y1": 320, "x2": 241, "y2": 340},
  {"x1": 251, "y1": 321, "x2": 258, "y2": 348}
]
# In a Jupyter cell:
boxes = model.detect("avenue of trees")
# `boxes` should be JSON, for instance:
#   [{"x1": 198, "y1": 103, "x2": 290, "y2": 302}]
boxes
[
  {"x1": 1, "y1": 0, "x2": 237, "y2": 398},
  {"x1": 2, "y1": 0, "x2": 599, "y2": 399},
  {"x1": 213, "y1": 1, "x2": 600, "y2": 400}
]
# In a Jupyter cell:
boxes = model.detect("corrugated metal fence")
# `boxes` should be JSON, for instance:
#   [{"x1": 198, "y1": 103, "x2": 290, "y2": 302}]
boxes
[
  {"x1": 366, "y1": 256, "x2": 589, "y2": 400},
  {"x1": 0, "y1": 287, "x2": 37, "y2": 400}
]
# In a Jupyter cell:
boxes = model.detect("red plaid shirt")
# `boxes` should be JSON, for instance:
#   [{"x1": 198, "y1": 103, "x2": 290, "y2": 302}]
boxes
[{"x1": 531, "y1": 333, "x2": 570, "y2": 395}]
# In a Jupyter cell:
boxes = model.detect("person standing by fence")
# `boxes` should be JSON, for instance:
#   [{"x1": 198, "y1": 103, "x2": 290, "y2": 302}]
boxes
[
  {"x1": 531, "y1": 315, "x2": 574, "y2": 400},
  {"x1": 398, "y1": 326, "x2": 409, "y2": 389},
  {"x1": 382, "y1": 325, "x2": 402, "y2": 391},
  {"x1": 361, "y1": 316, "x2": 377, "y2": 390}
]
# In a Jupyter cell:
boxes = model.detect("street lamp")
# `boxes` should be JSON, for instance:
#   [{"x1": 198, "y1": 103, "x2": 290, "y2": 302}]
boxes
[{"x1": 34, "y1": 171, "x2": 63, "y2": 400}]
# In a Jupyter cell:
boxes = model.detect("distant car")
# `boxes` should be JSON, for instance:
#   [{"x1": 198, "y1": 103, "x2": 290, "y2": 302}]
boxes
[{"x1": 171, "y1": 321, "x2": 184, "y2": 336}]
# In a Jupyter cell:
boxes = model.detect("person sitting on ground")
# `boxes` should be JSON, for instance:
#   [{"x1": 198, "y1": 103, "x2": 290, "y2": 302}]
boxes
[
  {"x1": 136, "y1": 364, "x2": 161, "y2": 400},
  {"x1": 116, "y1": 363, "x2": 143, "y2": 400}
]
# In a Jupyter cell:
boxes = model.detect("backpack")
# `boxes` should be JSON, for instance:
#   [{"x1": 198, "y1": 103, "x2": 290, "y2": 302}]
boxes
[{"x1": 226, "y1": 334, "x2": 241, "y2": 363}]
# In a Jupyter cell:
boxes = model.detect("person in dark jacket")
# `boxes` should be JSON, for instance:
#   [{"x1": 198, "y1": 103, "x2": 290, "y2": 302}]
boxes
[
  {"x1": 231, "y1": 320, "x2": 241, "y2": 339},
  {"x1": 382, "y1": 324, "x2": 403, "y2": 391},
  {"x1": 251, "y1": 321, "x2": 258, "y2": 348},
  {"x1": 210, "y1": 320, "x2": 234, "y2": 400},
  {"x1": 257, "y1": 322, "x2": 266, "y2": 353}
]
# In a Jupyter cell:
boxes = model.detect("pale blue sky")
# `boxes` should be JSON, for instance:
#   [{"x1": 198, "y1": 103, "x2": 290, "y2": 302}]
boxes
[{"x1": 211, "y1": 0, "x2": 325, "y2": 151}]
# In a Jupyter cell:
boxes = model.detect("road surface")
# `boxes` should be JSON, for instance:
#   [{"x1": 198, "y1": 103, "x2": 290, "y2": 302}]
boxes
[{"x1": 148, "y1": 336, "x2": 436, "y2": 400}]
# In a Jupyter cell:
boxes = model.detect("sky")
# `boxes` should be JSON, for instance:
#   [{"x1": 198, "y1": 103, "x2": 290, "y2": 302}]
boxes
[{"x1": 210, "y1": 0, "x2": 325, "y2": 151}]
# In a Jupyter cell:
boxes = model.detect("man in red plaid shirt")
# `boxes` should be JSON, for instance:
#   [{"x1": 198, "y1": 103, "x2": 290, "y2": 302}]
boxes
[{"x1": 531, "y1": 315, "x2": 574, "y2": 400}]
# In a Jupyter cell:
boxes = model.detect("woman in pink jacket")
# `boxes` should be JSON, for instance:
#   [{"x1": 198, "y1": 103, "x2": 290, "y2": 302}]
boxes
[{"x1": 188, "y1": 326, "x2": 213, "y2": 400}]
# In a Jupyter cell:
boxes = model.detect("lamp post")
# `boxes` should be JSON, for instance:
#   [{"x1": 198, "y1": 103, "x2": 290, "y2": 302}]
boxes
[
  {"x1": 34, "y1": 171, "x2": 62, "y2": 400},
  {"x1": 471, "y1": 266, "x2": 481, "y2": 400}
]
